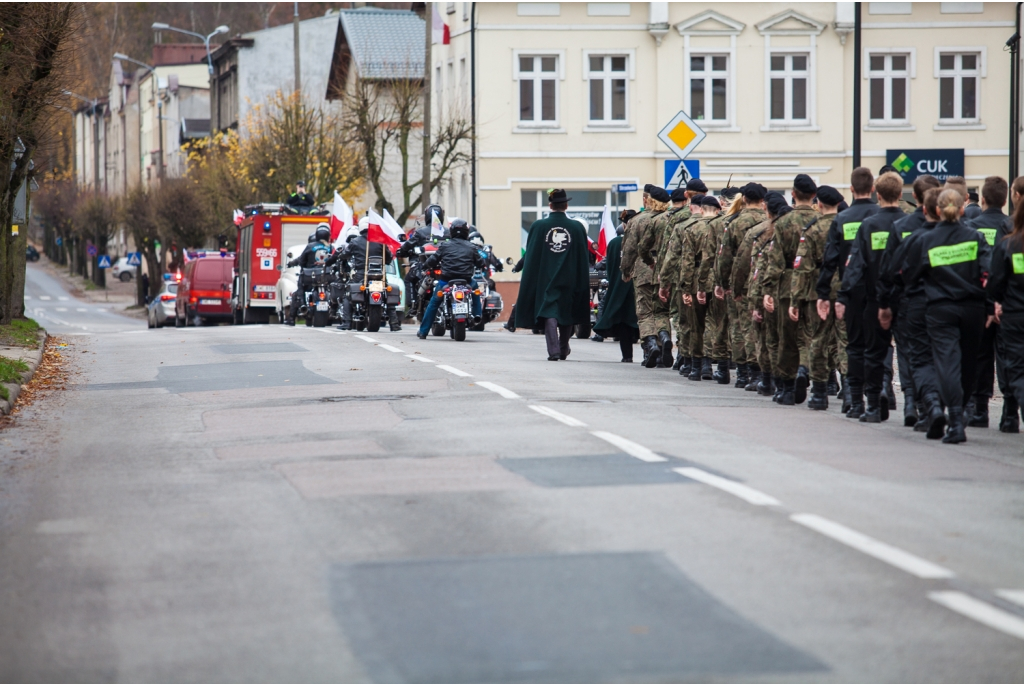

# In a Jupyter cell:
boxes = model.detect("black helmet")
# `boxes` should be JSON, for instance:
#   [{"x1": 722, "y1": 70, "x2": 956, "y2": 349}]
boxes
[
  {"x1": 315, "y1": 224, "x2": 331, "y2": 242},
  {"x1": 468, "y1": 230, "x2": 484, "y2": 247},
  {"x1": 308, "y1": 233, "x2": 316, "y2": 243},
  {"x1": 425, "y1": 204, "x2": 445, "y2": 226},
  {"x1": 450, "y1": 218, "x2": 469, "y2": 240}
]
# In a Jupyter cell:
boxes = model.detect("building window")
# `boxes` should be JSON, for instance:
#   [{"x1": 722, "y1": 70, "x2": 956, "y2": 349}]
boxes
[
  {"x1": 689, "y1": 55, "x2": 728, "y2": 123},
  {"x1": 587, "y1": 55, "x2": 628, "y2": 124},
  {"x1": 446, "y1": 2, "x2": 455, "y2": 14},
  {"x1": 868, "y1": 53, "x2": 910, "y2": 123},
  {"x1": 517, "y1": 55, "x2": 559, "y2": 125},
  {"x1": 938, "y1": 52, "x2": 980, "y2": 122},
  {"x1": 769, "y1": 53, "x2": 809, "y2": 123}
]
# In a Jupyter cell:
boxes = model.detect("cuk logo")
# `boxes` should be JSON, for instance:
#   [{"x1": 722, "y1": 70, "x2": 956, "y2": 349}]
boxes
[
  {"x1": 546, "y1": 226, "x2": 571, "y2": 253},
  {"x1": 892, "y1": 152, "x2": 914, "y2": 174}
]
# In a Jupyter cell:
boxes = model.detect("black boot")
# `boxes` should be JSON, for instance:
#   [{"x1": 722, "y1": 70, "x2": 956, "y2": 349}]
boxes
[
  {"x1": 882, "y1": 370, "x2": 896, "y2": 417},
  {"x1": 861, "y1": 392, "x2": 882, "y2": 423},
  {"x1": 658, "y1": 330, "x2": 673, "y2": 368},
  {"x1": 943, "y1": 407, "x2": 967, "y2": 444},
  {"x1": 795, "y1": 365, "x2": 809, "y2": 404},
  {"x1": 903, "y1": 389, "x2": 917, "y2": 427},
  {"x1": 808, "y1": 381, "x2": 829, "y2": 410},
  {"x1": 745, "y1": 365, "x2": 760, "y2": 391},
  {"x1": 734, "y1": 363, "x2": 748, "y2": 388},
  {"x1": 700, "y1": 357, "x2": 713, "y2": 380},
  {"x1": 967, "y1": 394, "x2": 989, "y2": 428},
  {"x1": 758, "y1": 372, "x2": 774, "y2": 397},
  {"x1": 1000, "y1": 396, "x2": 1021, "y2": 433},
  {"x1": 840, "y1": 376, "x2": 851, "y2": 414},
  {"x1": 772, "y1": 376, "x2": 785, "y2": 402},
  {"x1": 679, "y1": 356, "x2": 692, "y2": 376},
  {"x1": 827, "y1": 370, "x2": 839, "y2": 396},
  {"x1": 846, "y1": 385, "x2": 865, "y2": 419},
  {"x1": 714, "y1": 359, "x2": 731, "y2": 384},
  {"x1": 642, "y1": 336, "x2": 660, "y2": 368},
  {"x1": 924, "y1": 393, "x2": 947, "y2": 439},
  {"x1": 619, "y1": 336, "x2": 633, "y2": 363},
  {"x1": 672, "y1": 353, "x2": 684, "y2": 370},
  {"x1": 779, "y1": 379, "x2": 796, "y2": 406}
]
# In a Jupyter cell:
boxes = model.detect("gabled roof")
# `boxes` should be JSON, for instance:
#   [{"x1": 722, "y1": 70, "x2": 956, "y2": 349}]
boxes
[
  {"x1": 675, "y1": 10, "x2": 745, "y2": 36},
  {"x1": 756, "y1": 9, "x2": 827, "y2": 36},
  {"x1": 338, "y1": 8, "x2": 425, "y2": 79}
]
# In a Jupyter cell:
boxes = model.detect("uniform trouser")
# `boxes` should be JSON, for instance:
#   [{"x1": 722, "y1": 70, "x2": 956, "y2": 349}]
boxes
[
  {"x1": 744, "y1": 300, "x2": 760, "y2": 367},
  {"x1": 685, "y1": 298, "x2": 707, "y2": 357},
  {"x1": 636, "y1": 283, "x2": 671, "y2": 339},
  {"x1": 669, "y1": 287, "x2": 683, "y2": 348},
  {"x1": 973, "y1": 323, "x2": 998, "y2": 398},
  {"x1": 844, "y1": 288, "x2": 868, "y2": 389},
  {"x1": 728, "y1": 297, "x2": 749, "y2": 365},
  {"x1": 998, "y1": 312, "x2": 1024, "y2": 411},
  {"x1": 704, "y1": 296, "x2": 730, "y2": 359},
  {"x1": 761, "y1": 307, "x2": 778, "y2": 375},
  {"x1": 862, "y1": 300, "x2": 893, "y2": 396},
  {"x1": 926, "y1": 299, "x2": 985, "y2": 410},
  {"x1": 802, "y1": 300, "x2": 833, "y2": 383},
  {"x1": 892, "y1": 308, "x2": 915, "y2": 393},
  {"x1": 900, "y1": 295, "x2": 940, "y2": 402},
  {"x1": 774, "y1": 297, "x2": 800, "y2": 380}
]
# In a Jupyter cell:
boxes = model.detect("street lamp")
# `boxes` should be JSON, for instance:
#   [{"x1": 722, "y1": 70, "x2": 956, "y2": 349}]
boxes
[
  {"x1": 150, "y1": 22, "x2": 228, "y2": 75},
  {"x1": 113, "y1": 53, "x2": 155, "y2": 186},
  {"x1": 64, "y1": 89, "x2": 100, "y2": 193}
]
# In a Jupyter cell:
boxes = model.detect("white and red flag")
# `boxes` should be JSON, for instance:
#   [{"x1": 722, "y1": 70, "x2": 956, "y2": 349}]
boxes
[
  {"x1": 432, "y1": 4, "x2": 450, "y2": 44},
  {"x1": 232, "y1": 209, "x2": 244, "y2": 226},
  {"x1": 430, "y1": 208, "x2": 445, "y2": 238},
  {"x1": 382, "y1": 208, "x2": 406, "y2": 241},
  {"x1": 365, "y1": 208, "x2": 403, "y2": 251},
  {"x1": 595, "y1": 204, "x2": 615, "y2": 259},
  {"x1": 329, "y1": 191, "x2": 353, "y2": 242}
]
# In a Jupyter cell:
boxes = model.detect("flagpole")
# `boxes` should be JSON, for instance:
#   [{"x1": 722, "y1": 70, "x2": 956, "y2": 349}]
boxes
[{"x1": 422, "y1": 2, "x2": 432, "y2": 216}]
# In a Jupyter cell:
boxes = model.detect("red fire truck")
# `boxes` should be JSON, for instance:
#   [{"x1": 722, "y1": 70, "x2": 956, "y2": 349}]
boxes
[{"x1": 231, "y1": 205, "x2": 328, "y2": 324}]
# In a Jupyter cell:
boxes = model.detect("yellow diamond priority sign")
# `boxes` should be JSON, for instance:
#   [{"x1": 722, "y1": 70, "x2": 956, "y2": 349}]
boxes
[{"x1": 658, "y1": 111, "x2": 706, "y2": 160}]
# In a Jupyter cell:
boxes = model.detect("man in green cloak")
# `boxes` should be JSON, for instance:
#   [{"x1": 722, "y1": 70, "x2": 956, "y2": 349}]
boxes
[
  {"x1": 514, "y1": 189, "x2": 592, "y2": 361},
  {"x1": 593, "y1": 227, "x2": 639, "y2": 362}
]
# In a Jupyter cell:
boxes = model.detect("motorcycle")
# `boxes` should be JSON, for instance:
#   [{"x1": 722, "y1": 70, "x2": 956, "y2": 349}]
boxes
[
  {"x1": 300, "y1": 266, "x2": 335, "y2": 328},
  {"x1": 471, "y1": 246, "x2": 504, "y2": 331},
  {"x1": 433, "y1": 278, "x2": 476, "y2": 341},
  {"x1": 347, "y1": 255, "x2": 399, "y2": 332}
]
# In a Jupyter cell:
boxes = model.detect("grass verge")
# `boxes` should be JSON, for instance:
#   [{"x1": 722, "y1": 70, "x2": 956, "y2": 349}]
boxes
[
  {"x1": 0, "y1": 357, "x2": 30, "y2": 401},
  {"x1": 0, "y1": 318, "x2": 41, "y2": 348}
]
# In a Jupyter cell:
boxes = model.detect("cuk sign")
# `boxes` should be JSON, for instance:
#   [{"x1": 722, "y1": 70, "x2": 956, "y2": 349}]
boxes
[{"x1": 886, "y1": 148, "x2": 965, "y2": 183}]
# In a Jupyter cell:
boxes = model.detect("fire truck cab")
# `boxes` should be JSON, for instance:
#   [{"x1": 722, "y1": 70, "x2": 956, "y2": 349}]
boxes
[{"x1": 231, "y1": 204, "x2": 329, "y2": 324}]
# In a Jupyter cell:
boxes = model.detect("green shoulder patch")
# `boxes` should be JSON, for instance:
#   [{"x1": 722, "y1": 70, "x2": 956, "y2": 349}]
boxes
[{"x1": 1012, "y1": 252, "x2": 1024, "y2": 274}]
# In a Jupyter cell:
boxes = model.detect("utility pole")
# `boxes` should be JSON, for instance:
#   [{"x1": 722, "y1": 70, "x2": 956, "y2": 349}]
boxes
[
  {"x1": 422, "y1": 1, "x2": 432, "y2": 214},
  {"x1": 852, "y1": 2, "x2": 862, "y2": 170},
  {"x1": 157, "y1": 97, "x2": 164, "y2": 180},
  {"x1": 1009, "y1": 3, "x2": 1021, "y2": 188},
  {"x1": 293, "y1": 2, "x2": 301, "y2": 94}
]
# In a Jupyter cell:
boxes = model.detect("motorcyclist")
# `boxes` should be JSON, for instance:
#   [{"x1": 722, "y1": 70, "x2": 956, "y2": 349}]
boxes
[
  {"x1": 398, "y1": 204, "x2": 447, "y2": 315},
  {"x1": 416, "y1": 220, "x2": 487, "y2": 339},
  {"x1": 287, "y1": 180, "x2": 315, "y2": 210},
  {"x1": 285, "y1": 224, "x2": 333, "y2": 326},
  {"x1": 328, "y1": 217, "x2": 401, "y2": 331}
]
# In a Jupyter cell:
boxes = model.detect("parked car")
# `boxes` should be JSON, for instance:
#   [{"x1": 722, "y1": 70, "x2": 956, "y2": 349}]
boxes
[
  {"x1": 111, "y1": 256, "x2": 135, "y2": 282},
  {"x1": 175, "y1": 256, "x2": 234, "y2": 327},
  {"x1": 25, "y1": 245, "x2": 39, "y2": 262},
  {"x1": 147, "y1": 277, "x2": 178, "y2": 328}
]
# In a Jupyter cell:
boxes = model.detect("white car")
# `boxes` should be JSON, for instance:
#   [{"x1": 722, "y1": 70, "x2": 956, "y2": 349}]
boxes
[
  {"x1": 111, "y1": 256, "x2": 135, "y2": 282},
  {"x1": 275, "y1": 244, "x2": 306, "y2": 323}
]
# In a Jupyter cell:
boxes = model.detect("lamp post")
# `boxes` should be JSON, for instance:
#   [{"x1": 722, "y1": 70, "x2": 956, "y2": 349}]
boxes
[
  {"x1": 64, "y1": 90, "x2": 99, "y2": 193},
  {"x1": 150, "y1": 22, "x2": 228, "y2": 77},
  {"x1": 113, "y1": 53, "x2": 154, "y2": 188}
]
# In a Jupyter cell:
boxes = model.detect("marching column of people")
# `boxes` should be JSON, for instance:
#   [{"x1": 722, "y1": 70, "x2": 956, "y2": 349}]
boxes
[{"x1": 601, "y1": 169, "x2": 1024, "y2": 446}]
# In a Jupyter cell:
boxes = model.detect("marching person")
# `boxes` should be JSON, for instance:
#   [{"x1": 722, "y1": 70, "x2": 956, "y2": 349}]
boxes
[
  {"x1": 622, "y1": 186, "x2": 672, "y2": 367},
  {"x1": 593, "y1": 224, "x2": 639, "y2": 362},
  {"x1": 514, "y1": 189, "x2": 591, "y2": 361}
]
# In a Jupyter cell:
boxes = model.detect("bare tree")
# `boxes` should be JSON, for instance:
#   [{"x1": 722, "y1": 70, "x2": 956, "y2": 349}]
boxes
[
  {"x1": 73, "y1": 192, "x2": 118, "y2": 287},
  {"x1": 121, "y1": 186, "x2": 161, "y2": 302}
]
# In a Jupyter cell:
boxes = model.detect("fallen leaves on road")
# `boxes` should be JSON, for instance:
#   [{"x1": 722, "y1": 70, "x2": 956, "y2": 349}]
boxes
[{"x1": 0, "y1": 336, "x2": 71, "y2": 430}]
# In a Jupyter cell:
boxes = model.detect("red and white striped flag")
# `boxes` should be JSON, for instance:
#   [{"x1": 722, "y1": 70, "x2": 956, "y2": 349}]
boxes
[
  {"x1": 432, "y1": 4, "x2": 450, "y2": 44},
  {"x1": 365, "y1": 209, "x2": 403, "y2": 251},
  {"x1": 595, "y1": 204, "x2": 615, "y2": 259},
  {"x1": 329, "y1": 191, "x2": 353, "y2": 243}
]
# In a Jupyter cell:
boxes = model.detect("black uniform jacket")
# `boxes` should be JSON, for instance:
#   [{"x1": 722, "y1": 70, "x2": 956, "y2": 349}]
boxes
[
  {"x1": 332, "y1": 234, "x2": 393, "y2": 275},
  {"x1": 287, "y1": 192, "x2": 315, "y2": 208},
  {"x1": 877, "y1": 208, "x2": 933, "y2": 308},
  {"x1": 966, "y1": 208, "x2": 1012, "y2": 248},
  {"x1": 839, "y1": 207, "x2": 905, "y2": 305},
  {"x1": 902, "y1": 220, "x2": 992, "y2": 308},
  {"x1": 423, "y1": 238, "x2": 486, "y2": 281},
  {"x1": 987, "y1": 236, "x2": 1024, "y2": 315},
  {"x1": 816, "y1": 199, "x2": 879, "y2": 301},
  {"x1": 288, "y1": 241, "x2": 332, "y2": 269}
]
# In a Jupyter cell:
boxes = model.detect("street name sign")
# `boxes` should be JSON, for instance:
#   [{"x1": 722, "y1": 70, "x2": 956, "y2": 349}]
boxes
[
  {"x1": 615, "y1": 183, "x2": 638, "y2": 193},
  {"x1": 658, "y1": 111, "x2": 706, "y2": 161}
]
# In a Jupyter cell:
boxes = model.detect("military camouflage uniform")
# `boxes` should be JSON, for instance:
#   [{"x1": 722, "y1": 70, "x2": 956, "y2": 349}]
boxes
[
  {"x1": 745, "y1": 223, "x2": 776, "y2": 375},
  {"x1": 700, "y1": 213, "x2": 730, "y2": 360},
  {"x1": 713, "y1": 208, "x2": 767, "y2": 366},
  {"x1": 656, "y1": 206, "x2": 696, "y2": 350},
  {"x1": 761, "y1": 206, "x2": 819, "y2": 381},
  {"x1": 621, "y1": 208, "x2": 668, "y2": 339},
  {"x1": 678, "y1": 215, "x2": 711, "y2": 358},
  {"x1": 791, "y1": 214, "x2": 839, "y2": 383}
]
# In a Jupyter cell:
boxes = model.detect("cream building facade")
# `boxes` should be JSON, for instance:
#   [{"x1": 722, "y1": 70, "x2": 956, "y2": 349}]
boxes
[{"x1": 432, "y1": 1, "x2": 1021, "y2": 279}]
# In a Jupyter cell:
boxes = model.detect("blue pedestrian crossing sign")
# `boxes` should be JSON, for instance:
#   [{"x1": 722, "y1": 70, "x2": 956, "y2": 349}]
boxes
[
  {"x1": 664, "y1": 159, "x2": 701, "y2": 189},
  {"x1": 126, "y1": 252, "x2": 142, "y2": 267},
  {"x1": 97, "y1": 255, "x2": 111, "y2": 269}
]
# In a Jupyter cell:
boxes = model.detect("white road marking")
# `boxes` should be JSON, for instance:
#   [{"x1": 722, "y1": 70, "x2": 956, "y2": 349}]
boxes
[
  {"x1": 791, "y1": 513, "x2": 955, "y2": 579},
  {"x1": 930, "y1": 591, "x2": 1024, "y2": 641},
  {"x1": 674, "y1": 467, "x2": 781, "y2": 505},
  {"x1": 996, "y1": 590, "x2": 1024, "y2": 608},
  {"x1": 58, "y1": 296, "x2": 69, "y2": 301},
  {"x1": 55, "y1": 307, "x2": 68, "y2": 312},
  {"x1": 475, "y1": 381, "x2": 520, "y2": 399},
  {"x1": 590, "y1": 430, "x2": 665, "y2": 462},
  {"x1": 436, "y1": 364, "x2": 472, "y2": 377},
  {"x1": 76, "y1": 308, "x2": 87, "y2": 312},
  {"x1": 529, "y1": 405, "x2": 587, "y2": 427},
  {"x1": 24, "y1": 296, "x2": 31, "y2": 300},
  {"x1": 378, "y1": 344, "x2": 402, "y2": 353},
  {"x1": 38, "y1": 296, "x2": 51, "y2": 300},
  {"x1": 406, "y1": 355, "x2": 436, "y2": 363},
  {"x1": 354, "y1": 335, "x2": 377, "y2": 342}
]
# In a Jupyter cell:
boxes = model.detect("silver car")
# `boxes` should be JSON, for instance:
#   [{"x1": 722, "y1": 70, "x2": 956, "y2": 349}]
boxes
[{"x1": 147, "y1": 281, "x2": 178, "y2": 328}]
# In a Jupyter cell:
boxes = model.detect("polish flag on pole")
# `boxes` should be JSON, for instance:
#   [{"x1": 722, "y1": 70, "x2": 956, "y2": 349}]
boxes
[
  {"x1": 595, "y1": 204, "x2": 616, "y2": 259},
  {"x1": 430, "y1": 208, "x2": 445, "y2": 238},
  {"x1": 382, "y1": 208, "x2": 407, "y2": 241},
  {"x1": 432, "y1": 4, "x2": 450, "y2": 44},
  {"x1": 232, "y1": 209, "x2": 244, "y2": 226},
  {"x1": 329, "y1": 191, "x2": 353, "y2": 242},
  {"x1": 365, "y1": 208, "x2": 403, "y2": 251}
]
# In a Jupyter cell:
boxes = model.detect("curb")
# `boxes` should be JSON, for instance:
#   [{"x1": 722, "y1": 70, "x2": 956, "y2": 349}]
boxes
[{"x1": 0, "y1": 330, "x2": 47, "y2": 416}]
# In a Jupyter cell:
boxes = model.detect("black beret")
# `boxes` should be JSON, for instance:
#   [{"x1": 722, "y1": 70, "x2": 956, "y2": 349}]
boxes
[
  {"x1": 815, "y1": 185, "x2": 844, "y2": 207},
  {"x1": 793, "y1": 174, "x2": 817, "y2": 196},
  {"x1": 649, "y1": 186, "x2": 670, "y2": 203},
  {"x1": 879, "y1": 164, "x2": 897, "y2": 175},
  {"x1": 765, "y1": 192, "x2": 788, "y2": 216},
  {"x1": 969, "y1": 191, "x2": 979, "y2": 202},
  {"x1": 643, "y1": 183, "x2": 655, "y2": 194},
  {"x1": 686, "y1": 178, "x2": 708, "y2": 193},
  {"x1": 701, "y1": 195, "x2": 721, "y2": 209},
  {"x1": 720, "y1": 186, "x2": 741, "y2": 199},
  {"x1": 741, "y1": 183, "x2": 768, "y2": 201},
  {"x1": 670, "y1": 187, "x2": 688, "y2": 202},
  {"x1": 837, "y1": 200, "x2": 850, "y2": 212},
  {"x1": 690, "y1": 194, "x2": 706, "y2": 207}
]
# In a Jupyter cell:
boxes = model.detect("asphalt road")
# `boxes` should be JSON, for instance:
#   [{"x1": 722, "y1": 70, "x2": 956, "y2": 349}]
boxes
[{"x1": 2, "y1": 265, "x2": 1023, "y2": 682}]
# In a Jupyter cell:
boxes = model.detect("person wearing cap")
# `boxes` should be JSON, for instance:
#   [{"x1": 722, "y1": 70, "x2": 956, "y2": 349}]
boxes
[
  {"x1": 715, "y1": 183, "x2": 767, "y2": 386},
  {"x1": 676, "y1": 193, "x2": 715, "y2": 380},
  {"x1": 643, "y1": 185, "x2": 684, "y2": 368},
  {"x1": 745, "y1": 193, "x2": 790, "y2": 397},
  {"x1": 514, "y1": 189, "x2": 592, "y2": 361},
  {"x1": 656, "y1": 187, "x2": 698, "y2": 372},
  {"x1": 817, "y1": 168, "x2": 880, "y2": 419},
  {"x1": 623, "y1": 186, "x2": 674, "y2": 367},
  {"x1": 287, "y1": 180, "x2": 315, "y2": 209},
  {"x1": 685, "y1": 177, "x2": 708, "y2": 200},
  {"x1": 700, "y1": 190, "x2": 737, "y2": 384},
  {"x1": 964, "y1": 190, "x2": 982, "y2": 220},
  {"x1": 697, "y1": 195, "x2": 727, "y2": 380}
]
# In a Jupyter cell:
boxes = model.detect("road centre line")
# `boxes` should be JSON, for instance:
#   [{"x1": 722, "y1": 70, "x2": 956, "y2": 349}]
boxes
[
  {"x1": 475, "y1": 381, "x2": 521, "y2": 399},
  {"x1": 673, "y1": 467, "x2": 781, "y2": 505},
  {"x1": 929, "y1": 591, "x2": 1024, "y2": 641},
  {"x1": 996, "y1": 590, "x2": 1024, "y2": 608},
  {"x1": 436, "y1": 364, "x2": 472, "y2": 377},
  {"x1": 590, "y1": 430, "x2": 666, "y2": 462},
  {"x1": 405, "y1": 354, "x2": 436, "y2": 363},
  {"x1": 38, "y1": 296, "x2": 51, "y2": 300},
  {"x1": 529, "y1": 405, "x2": 588, "y2": 427},
  {"x1": 791, "y1": 513, "x2": 955, "y2": 579},
  {"x1": 354, "y1": 335, "x2": 377, "y2": 342},
  {"x1": 378, "y1": 344, "x2": 402, "y2": 353}
]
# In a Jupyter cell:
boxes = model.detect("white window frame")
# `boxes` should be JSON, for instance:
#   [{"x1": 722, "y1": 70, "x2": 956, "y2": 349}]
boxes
[
  {"x1": 512, "y1": 49, "x2": 565, "y2": 131},
  {"x1": 934, "y1": 46, "x2": 986, "y2": 129},
  {"x1": 765, "y1": 49, "x2": 813, "y2": 127},
  {"x1": 582, "y1": 49, "x2": 635, "y2": 130},
  {"x1": 864, "y1": 48, "x2": 916, "y2": 130},
  {"x1": 676, "y1": 12, "x2": 745, "y2": 133},
  {"x1": 685, "y1": 51, "x2": 733, "y2": 128},
  {"x1": 755, "y1": 11, "x2": 824, "y2": 132}
]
